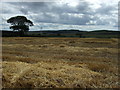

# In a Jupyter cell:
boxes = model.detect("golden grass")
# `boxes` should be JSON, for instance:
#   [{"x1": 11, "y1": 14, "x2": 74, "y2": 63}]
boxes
[
  {"x1": 2, "y1": 37, "x2": 119, "y2": 88},
  {"x1": 3, "y1": 61, "x2": 103, "y2": 88}
]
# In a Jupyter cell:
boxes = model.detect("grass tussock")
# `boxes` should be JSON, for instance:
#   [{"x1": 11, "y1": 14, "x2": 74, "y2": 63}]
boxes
[{"x1": 2, "y1": 37, "x2": 119, "y2": 88}]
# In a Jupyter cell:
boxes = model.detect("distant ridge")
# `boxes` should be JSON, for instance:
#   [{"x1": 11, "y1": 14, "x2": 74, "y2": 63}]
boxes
[{"x1": 1, "y1": 30, "x2": 120, "y2": 38}]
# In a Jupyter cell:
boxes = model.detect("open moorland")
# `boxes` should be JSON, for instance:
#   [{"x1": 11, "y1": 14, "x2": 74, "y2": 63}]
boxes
[{"x1": 2, "y1": 37, "x2": 119, "y2": 88}]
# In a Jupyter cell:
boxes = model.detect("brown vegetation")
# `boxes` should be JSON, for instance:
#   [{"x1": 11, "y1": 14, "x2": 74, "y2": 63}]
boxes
[{"x1": 2, "y1": 37, "x2": 119, "y2": 88}]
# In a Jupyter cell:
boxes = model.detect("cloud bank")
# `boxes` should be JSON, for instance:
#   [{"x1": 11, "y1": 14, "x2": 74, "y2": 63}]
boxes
[{"x1": 0, "y1": 0, "x2": 118, "y2": 30}]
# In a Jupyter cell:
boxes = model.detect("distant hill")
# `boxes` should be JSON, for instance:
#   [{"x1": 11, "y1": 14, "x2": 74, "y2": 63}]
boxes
[{"x1": 1, "y1": 30, "x2": 120, "y2": 38}]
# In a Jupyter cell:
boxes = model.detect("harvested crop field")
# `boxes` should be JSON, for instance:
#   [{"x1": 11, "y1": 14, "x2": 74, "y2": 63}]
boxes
[{"x1": 2, "y1": 37, "x2": 119, "y2": 88}]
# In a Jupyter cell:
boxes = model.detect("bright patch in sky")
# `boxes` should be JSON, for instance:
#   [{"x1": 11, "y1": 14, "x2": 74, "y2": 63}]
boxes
[
  {"x1": 67, "y1": 2, "x2": 78, "y2": 7},
  {"x1": 58, "y1": 0, "x2": 79, "y2": 7}
]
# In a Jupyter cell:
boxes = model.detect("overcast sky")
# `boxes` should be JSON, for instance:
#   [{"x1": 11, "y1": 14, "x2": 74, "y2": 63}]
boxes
[{"x1": 0, "y1": 0, "x2": 119, "y2": 31}]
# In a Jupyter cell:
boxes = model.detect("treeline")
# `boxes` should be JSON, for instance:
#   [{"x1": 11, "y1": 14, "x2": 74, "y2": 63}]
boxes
[{"x1": 2, "y1": 30, "x2": 120, "y2": 38}]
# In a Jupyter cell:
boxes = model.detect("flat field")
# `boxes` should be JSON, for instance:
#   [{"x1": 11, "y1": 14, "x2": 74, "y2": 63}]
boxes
[{"x1": 2, "y1": 37, "x2": 119, "y2": 88}]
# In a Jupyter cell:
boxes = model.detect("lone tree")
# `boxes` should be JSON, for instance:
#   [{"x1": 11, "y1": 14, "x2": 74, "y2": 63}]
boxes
[{"x1": 7, "y1": 16, "x2": 33, "y2": 36}]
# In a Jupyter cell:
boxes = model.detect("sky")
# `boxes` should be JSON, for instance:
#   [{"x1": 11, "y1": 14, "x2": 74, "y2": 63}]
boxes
[{"x1": 0, "y1": 0, "x2": 119, "y2": 31}]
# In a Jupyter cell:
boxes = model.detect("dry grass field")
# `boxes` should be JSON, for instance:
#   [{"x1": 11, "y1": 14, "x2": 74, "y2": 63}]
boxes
[{"x1": 2, "y1": 37, "x2": 119, "y2": 88}]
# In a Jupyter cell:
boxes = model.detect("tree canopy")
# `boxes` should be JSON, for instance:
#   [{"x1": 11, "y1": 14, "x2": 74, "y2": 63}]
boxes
[{"x1": 7, "y1": 16, "x2": 33, "y2": 32}]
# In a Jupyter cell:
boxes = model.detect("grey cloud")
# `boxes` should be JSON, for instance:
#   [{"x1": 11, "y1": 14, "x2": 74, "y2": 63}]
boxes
[
  {"x1": 77, "y1": 1, "x2": 92, "y2": 14},
  {"x1": 1, "y1": 3, "x2": 19, "y2": 14},
  {"x1": 19, "y1": 7, "x2": 29, "y2": 15},
  {"x1": 4, "y1": 1, "x2": 91, "y2": 25},
  {"x1": 96, "y1": 4, "x2": 117, "y2": 15},
  {"x1": 58, "y1": 13, "x2": 92, "y2": 25},
  {"x1": 17, "y1": 2, "x2": 54, "y2": 14},
  {"x1": 7, "y1": 1, "x2": 92, "y2": 14},
  {"x1": 1, "y1": 1, "x2": 118, "y2": 26},
  {"x1": 32, "y1": 12, "x2": 92, "y2": 25}
]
